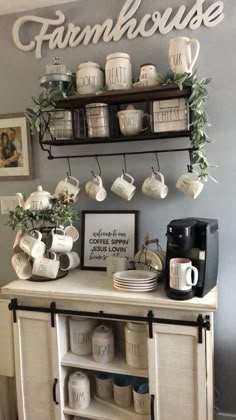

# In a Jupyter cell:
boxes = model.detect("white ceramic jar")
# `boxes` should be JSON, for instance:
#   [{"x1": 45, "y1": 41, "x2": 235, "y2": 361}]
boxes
[
  {"x1": 85, "y1": 103, "x2": 110, "y2": 138},
  {"x1": 76, "y1": 62, "x2": 104, "y2": 95},
  {"x1": 68, "y1": 371, "x2": 90, "y2": 410},
  {"x1": 125, "y1": 322, "x2": 148, "y2": 369},
  {"x1": 92, "y1": 324, "x2": 114, "y2": 363},
  {"x1": 105, "y1": 53, "x2": 132, "y2": 90},
  {"x1": 69, "y1": 317, "x2": 97, "y2": 356}
]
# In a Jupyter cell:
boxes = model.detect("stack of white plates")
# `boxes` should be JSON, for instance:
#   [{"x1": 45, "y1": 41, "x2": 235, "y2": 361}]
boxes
[{"x1": 113, "y1": 270, "x2": 158, "y2": 292}]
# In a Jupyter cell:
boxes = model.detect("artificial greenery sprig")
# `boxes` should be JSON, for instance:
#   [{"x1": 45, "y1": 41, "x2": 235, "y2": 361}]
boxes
[
  {"x1": 157, "y1": 69, "x2": 216, "y2": 182},
  {"x1": 7, "y1": 192, "x2": 79, "y2": 232},
  {"x1": 25, "y1": 79, "x2": 76, "y2": 133}
]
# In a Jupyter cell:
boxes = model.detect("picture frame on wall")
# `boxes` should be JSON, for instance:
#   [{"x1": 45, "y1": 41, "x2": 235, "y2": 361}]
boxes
[
  {"x1": 0, "y1": 113, "x2": 32, "y2": 180},
  {"x1": 81, "y1": 210, "x2": 139, "y2": 270}
]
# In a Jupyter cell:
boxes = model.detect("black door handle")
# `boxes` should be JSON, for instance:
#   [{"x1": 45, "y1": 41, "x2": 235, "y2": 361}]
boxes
[
  {"x1": 52, "y1": 378, "x2": 59, "y2": 405},
  {"x1": 151, "y1": 394, "x2": 155, "y2": 419}
]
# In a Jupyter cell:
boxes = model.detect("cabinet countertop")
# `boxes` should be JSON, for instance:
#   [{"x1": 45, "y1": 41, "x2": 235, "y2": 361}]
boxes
[{"x1": 1, "y1": 270, "x2": 217, "y2": 312}]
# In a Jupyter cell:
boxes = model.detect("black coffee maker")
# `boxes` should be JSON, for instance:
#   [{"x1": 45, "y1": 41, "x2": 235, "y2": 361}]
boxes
[{"x1": 165, "y1": 218, "x2": 219, "y2": 300}]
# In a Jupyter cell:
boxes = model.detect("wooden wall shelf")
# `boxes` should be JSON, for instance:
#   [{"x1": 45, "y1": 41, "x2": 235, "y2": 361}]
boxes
[{"x1": 55, "y1": 84, "x2": 191, "y2": 108}]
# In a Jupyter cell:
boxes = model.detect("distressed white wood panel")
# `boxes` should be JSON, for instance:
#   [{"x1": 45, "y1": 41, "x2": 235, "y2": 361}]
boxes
[
  {"x1": 150, "y1": 323, "x2": 207, "y2": 420},
  {"x1": 0, "y1": 299, "x2": 14, "y2": 377},
  {"x1": 13, "y1": 311, "x2": 59, "y2": 420}
]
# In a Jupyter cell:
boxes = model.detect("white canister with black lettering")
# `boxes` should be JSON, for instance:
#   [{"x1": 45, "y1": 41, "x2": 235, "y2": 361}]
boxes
[
  {"x1": 68, "y1": 371, "x2": 90, "y2": 410},
  {"x1": 125, "y1": 322, "x2": 148, "y2": 369},
  {"x1": 92, "y1": 325, "x2": 114, "y2": 363},
  {"x1": 76, "y1": 62, "x2": 104, "y2": 95},
  {"x1": 105, "y1": 53, "x2": 132, "y2": 90},
  {"x1": 69, "y1": 317, "x2": 97, "y2": 356}
]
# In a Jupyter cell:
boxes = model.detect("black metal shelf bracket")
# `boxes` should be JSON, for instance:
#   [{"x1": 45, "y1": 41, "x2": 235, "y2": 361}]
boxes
[{"x1": 42, "y1": 146, "x2": 197, "y2": 161}]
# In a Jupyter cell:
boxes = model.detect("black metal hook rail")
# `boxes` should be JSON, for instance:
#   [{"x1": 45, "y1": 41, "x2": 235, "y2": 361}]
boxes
[{"x1": 47, "y1": 147, "x2": 196, "y2": 161}]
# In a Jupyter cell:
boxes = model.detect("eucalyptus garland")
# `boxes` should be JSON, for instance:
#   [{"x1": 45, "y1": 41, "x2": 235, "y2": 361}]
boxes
[{"x1": 157, "y1": 69, "x2": 216, "y2": 182}]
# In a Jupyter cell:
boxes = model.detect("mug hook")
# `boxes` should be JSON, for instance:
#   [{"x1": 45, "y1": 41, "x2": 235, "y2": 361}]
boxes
[
  {"x1": 154, "y1": 152, "x2": 160, "y2": 172},
  {"x1": 188, "y1": 149, "x2": 193, "y2": 173},
  {"x1": 122, "y1": 154, "x2": 127, "y2": 174},
  {"x1": 67, "y1": 157, "x2": 72, "y2": 178},
  {"x1": 94, "y1": 155, "x2": 102, "y2": 176}
]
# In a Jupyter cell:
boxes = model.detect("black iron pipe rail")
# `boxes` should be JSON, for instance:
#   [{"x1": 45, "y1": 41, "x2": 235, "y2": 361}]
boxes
[{"x1": 46, "y1": 147, "x2": 196, "y2": 160}]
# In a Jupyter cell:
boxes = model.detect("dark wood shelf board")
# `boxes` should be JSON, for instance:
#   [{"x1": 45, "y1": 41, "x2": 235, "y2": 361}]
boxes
[
  {"x1": 56, "y1": 84, "x2": 191, "y2": 109},
  {"x1": 41, "y1": 130, "x2": 191, "y2": 146}
]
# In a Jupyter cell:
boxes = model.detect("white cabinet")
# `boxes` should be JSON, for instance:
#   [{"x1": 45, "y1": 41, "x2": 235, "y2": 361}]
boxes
[
  {"x1": 13, "y1": 311, "x2": 60, "y2": 420},
  {"x1": 1, "y1": 272, "x2": 216, "y2": 420}
]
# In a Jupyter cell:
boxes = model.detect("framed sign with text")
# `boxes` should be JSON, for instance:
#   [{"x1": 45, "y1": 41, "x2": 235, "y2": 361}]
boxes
[
  {"x1": 81, "y1": 211, "x2": 139, "y2": 270},
  {"x1": 152, "y1": 98, "x2": 189, "y2": 133}
]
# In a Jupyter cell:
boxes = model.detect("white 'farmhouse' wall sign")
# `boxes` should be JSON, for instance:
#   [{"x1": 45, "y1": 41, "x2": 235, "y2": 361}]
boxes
[{"x1": 12, "y1": 0, "x2": 224, "y2": 59}]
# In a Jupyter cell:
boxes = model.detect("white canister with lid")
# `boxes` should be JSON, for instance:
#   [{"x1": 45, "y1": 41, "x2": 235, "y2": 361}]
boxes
[
  {"x1": 105, "y1": 53, "x2": 132, "y2": 90},
  {"x1": 125, "y1": 322, "x2": 148, "y2": 369},
  {"x1": 76, "y1": 62, "x2": 104, "y2": 95},
  {"x1": 68, "y1": 371, "x2": 90, "y2": 410},
  {"x1": 69, "y1": 317, "x2": 97, "y2": 356},
  {"x1": 92, "y1": 324, "x2": 114, "y2": 363}
]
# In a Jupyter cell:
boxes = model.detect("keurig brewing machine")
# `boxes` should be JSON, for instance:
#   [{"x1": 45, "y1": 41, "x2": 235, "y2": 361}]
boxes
[{"x1": 165, "y1": 218, "x2": 219, "y2": 300}]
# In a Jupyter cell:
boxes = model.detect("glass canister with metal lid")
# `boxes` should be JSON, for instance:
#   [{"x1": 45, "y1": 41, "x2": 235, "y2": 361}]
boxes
[{"x1": 40, "y1": 57, "x2": 75, "y2": 140}]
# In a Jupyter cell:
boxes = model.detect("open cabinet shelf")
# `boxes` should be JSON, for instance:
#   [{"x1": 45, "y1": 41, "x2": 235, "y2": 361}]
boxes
[
  {"x1": 64, "y1": 396, "x2": 149, "y2": 420},
  {"x1": 61, "y1": 351, "x2": 148, "y2": 378}
]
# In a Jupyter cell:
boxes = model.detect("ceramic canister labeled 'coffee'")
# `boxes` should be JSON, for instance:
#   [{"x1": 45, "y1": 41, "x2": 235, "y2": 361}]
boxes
[{"x1": 125, "y1": 322, "x2": 148, "y2": 369}]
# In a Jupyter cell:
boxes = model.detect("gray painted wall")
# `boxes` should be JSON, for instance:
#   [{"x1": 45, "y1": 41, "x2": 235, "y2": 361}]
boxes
[{"x1": 0, "y1": 0, "x2": 234, "y2": 414}]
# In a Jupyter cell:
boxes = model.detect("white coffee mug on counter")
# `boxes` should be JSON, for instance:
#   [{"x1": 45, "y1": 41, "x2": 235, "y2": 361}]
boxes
[
  {"x1": 142, "y1": 171, "x2": 168, "y2": 199},
  {"x1": 176, "y1": 172, "x2": 204, "y2": 199},
  {"x1": 20, "y1": 230, "x2": 46, "y2": 259},
  {"x1": 55, "y1": 176, "x2": 80, "y2": 202},
  {"x1": 169, "y1": 36, "x2": 200, "y2": 74},
  {"x1": 106, "y1": 256, "x2": 129, "y2": 280},
  {"x1": 12, "y1": 252, "x2": 32, "y2": 280},
  {"x1": 32, "y1": 252, "x2": 60, "y2": 279},
  {"x1": 85, "y1": 175, "x2": 107, "y2": 202},
  {"x1": 46, "y1": 228, "x2": 73, "y2": 253},
  {"x1": 111, "y1": 172, "x2": 136, "y2": 201},
  {"x1": 59, "y1": 252, "x2": 80, "y2": 271},
  {"x1": 169, "y1": 258, "x2": 198, "y2": 291}
]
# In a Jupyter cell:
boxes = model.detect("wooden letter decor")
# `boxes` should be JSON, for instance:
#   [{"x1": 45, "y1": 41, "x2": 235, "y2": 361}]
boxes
[{"x1": 12, "y1": 0, "x2": 224, "y2": 59}]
